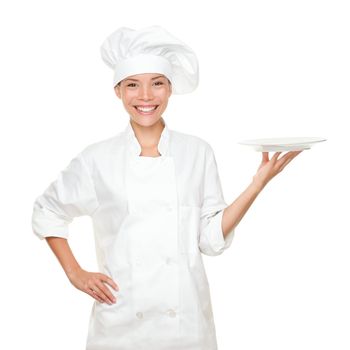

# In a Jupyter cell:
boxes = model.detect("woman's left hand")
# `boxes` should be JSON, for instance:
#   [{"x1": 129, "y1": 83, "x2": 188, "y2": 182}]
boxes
[{"x1": 253, "y1": 150, "x2": 303, "y2": 189}]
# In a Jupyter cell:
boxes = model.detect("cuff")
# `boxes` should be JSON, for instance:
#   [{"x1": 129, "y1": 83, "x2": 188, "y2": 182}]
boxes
[
  {"x1": 207, "y1": 209, "x2": 235, "y2": 254},
  {"x1": 32, "y1": 206, "x2": 70, "y2": 240}
]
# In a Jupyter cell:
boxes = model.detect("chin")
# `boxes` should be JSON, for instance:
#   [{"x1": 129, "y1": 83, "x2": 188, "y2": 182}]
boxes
[{"x1": 129, "y1": 115, "x2": 163, "y2": 127}]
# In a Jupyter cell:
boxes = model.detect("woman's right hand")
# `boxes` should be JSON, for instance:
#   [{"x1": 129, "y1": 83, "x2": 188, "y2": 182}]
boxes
[{"x1": 67, "y1": 267, "x2": 119, "y2": 304}]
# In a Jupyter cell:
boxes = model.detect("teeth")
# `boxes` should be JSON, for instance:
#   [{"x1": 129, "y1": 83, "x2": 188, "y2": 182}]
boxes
[{"x1": 136, "y1": 106, "x2": 157, "y2": 112}]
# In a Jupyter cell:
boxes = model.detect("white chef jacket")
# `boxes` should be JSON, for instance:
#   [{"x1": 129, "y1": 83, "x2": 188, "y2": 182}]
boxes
[{"x1": 32, "y1": 118, "x2": 235, "y2": 350}]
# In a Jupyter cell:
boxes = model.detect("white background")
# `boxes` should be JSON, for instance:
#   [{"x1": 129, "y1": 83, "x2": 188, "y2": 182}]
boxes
[{"x1": 1, "y1": 0, "x2": 349, "y2": 349}]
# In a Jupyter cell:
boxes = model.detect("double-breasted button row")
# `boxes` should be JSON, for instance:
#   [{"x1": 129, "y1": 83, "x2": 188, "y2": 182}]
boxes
[{"x1": 135, "y1": 309, "x2": 177, "y2": 319}]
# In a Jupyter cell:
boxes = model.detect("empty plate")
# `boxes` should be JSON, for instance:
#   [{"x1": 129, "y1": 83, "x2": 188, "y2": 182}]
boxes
[{"x1": 238, "y1": 137, "x2": 327, "y2": 151}]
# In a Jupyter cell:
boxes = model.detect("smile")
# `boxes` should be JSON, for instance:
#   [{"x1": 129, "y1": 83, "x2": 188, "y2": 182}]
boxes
[{"x1": 134, "y1": 105, "x2": 159, "y2": 114}]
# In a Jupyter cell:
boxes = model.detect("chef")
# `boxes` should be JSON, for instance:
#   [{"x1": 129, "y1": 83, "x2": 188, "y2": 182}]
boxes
[{"x1": 31, "y1": 25, "x2": 302, "y2": 350}]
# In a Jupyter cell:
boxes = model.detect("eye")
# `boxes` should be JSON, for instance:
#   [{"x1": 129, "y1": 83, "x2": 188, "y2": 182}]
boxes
[
  {"x1": 127, "y1": 83, "x2": 137, "y2": 87},
  {"x1": 154, "y1": 81, "x2": 164, "y2": 86}
]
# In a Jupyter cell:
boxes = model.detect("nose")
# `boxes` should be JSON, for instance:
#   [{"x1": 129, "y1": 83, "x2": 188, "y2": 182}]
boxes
[{"x1": 138, "y1": 85, "x2": 154, "y2": 100}]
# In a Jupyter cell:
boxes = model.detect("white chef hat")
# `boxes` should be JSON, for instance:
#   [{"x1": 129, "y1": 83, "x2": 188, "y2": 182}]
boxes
[{"x1": 100, "y1": 25, "x2": 199, "y2": 94}]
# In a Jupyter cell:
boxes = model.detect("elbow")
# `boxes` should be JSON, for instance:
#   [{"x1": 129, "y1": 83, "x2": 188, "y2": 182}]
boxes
[
  {"x1": 199, "y1": 241, "x2": 226, "y2": 256},
  {"x1": 198, "y1": 209, "x2": 235, "y2": 257},
  {"x1": 32, "y1": 202, "x2": 70, "y2": 241}
]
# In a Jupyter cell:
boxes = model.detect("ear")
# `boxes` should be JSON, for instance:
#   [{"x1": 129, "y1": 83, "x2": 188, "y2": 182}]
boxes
[
  {"x1": 114, "y1": 85, "x2": 121, "y2": 99},
  {"x1": 168, "y1": 81, "x2": 172, "y2": 97}
]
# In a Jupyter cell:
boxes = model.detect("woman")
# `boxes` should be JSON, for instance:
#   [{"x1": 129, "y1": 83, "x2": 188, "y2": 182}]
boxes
[{"x1": 32, "y1": 26, "x2": 302, "y2": 350}]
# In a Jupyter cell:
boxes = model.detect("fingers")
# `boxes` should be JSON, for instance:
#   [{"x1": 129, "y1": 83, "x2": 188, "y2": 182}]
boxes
[
  {"x1": 272, "y1": 152, "x2": 282, "y2": 161},
  {"x1": 85, "y1": 273, "x2": 119, "y2": 305},
  {"x1": 261, "y1": 152, "x2": 281, "y2": 163},
  {"x1": 95, "y1": 279, "x2": 117, "y2": 305},
  {"x1": 255, "y1": 150, "x2": 302, "y2": 184},
  {"x1": 262, "y1": 152, "x2": 269, "y2": 163},
  {"x1": 99, "y1": 273, "x2": 119, "y2": 292},
  {"x1": 278, "y1": 150, "x2": 301, "y2": 161},
  {"x1": 279, "y1": 158, "x2": 293, "y2": 172},
  {"x1": 86, "y1": 287, "x2": 106, "y2": 304},
  {"x1": 276, "y1": 150, "x2": 303, "y2": 172}
]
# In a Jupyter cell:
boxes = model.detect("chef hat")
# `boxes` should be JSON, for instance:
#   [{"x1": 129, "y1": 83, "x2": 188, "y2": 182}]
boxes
[{"x1": 100, "y1": 25, "x2": 199, "y2": 94}]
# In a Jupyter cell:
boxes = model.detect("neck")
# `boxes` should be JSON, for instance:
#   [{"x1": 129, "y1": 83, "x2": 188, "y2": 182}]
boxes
[{"x1": 130, "y1": 118, "x2": 165, "y2": 148}]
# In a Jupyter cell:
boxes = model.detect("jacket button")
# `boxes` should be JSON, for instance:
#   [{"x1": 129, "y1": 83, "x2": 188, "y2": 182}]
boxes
[
  {"x1": 136, "y1": 312, "x2": 144, "y2": 319},
  {"x1": 165, "y1": 257, "x2": 177, "y2": 265},
  {"x1": 165, "y1": 257, "x2": 172, "y2": 265},
  {"x1": 166, "y1": 309, "x2": 176, "y2": 318}
]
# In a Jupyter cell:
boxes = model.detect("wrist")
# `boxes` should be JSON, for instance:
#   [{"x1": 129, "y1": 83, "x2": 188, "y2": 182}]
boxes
[
  {"x1": 251, "y1": 177, "x2": 266, "y2": 193},
  {"x1": 66, "y1": 265, "x2": 82, "y2": 280}
]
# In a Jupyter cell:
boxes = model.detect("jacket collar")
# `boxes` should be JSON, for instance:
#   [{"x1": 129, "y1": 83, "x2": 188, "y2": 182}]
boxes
[{"x1": 123, "y1": 118, "x2": 170, "y2": 157}]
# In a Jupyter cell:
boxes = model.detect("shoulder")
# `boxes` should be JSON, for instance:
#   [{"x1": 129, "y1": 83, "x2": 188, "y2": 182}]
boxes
[
  {"x1": 78, "y1": 131, "x2": 124, "y2": 162},
  {"x1": 170, "y1": 129, "x2": 213, "y2": 155}
]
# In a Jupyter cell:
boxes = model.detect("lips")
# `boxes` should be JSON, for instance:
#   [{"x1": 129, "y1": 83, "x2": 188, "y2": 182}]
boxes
[{"x1": 134, "y1": 105, "x2": 159, "y2": 113}]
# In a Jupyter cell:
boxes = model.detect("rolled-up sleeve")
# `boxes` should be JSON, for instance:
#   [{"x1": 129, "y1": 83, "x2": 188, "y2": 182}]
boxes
[
  {"x1": 198, "y1": 144, "x2": 235, "y2": 256},
  {"x1": 31, "y1": 152, "x2": 100, "y2": 240}
]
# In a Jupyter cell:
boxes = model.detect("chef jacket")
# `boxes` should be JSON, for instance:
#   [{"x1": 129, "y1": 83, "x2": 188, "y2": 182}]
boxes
[{"x1": 32, "y1": 118, "x2": 235, "y2": 350}]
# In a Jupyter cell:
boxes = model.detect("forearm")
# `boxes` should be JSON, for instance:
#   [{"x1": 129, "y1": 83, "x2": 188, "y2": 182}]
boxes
[
  {"x1": 222, "y1": 179, "x2": 265, "y2": 237},
  {"x1": 45, "y1": 237, "x2": 81, "y2": 279}
]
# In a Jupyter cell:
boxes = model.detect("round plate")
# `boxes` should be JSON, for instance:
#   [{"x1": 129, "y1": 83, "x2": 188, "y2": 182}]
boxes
[{"x1": 238, "y1": 137, "x2": 327, "y2": 152}]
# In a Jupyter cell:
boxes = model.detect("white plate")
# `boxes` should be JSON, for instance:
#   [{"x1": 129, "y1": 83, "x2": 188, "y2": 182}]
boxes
[{"x1": 238, "y1": 137, "x2": 327, "y2": 152}]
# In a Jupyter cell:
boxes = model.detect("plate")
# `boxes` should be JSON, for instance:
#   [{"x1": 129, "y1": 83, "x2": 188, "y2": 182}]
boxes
[{"x1": 238, "y1": 137, "x2": 327, "y2": 152}]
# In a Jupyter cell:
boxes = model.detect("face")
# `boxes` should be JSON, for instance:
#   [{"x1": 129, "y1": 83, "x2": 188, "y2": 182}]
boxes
[{"x1": 114, "y1": 73, "x2": 172, "y2": 127}]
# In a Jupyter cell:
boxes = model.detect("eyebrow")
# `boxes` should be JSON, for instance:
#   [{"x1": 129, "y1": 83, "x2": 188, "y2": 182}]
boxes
[{"x1": 124, "y1": 75, "x2": 165, "y2": 82}]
